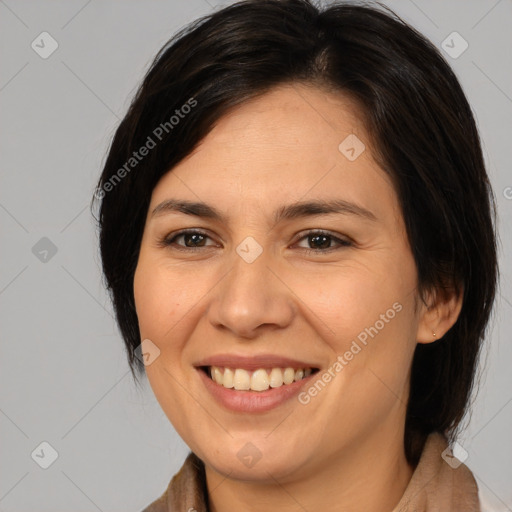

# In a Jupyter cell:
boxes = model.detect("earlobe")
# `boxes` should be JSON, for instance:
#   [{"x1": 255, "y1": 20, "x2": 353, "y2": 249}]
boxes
[{"x1": 416, "y1": 286, "x2": 463, "y2": 344}]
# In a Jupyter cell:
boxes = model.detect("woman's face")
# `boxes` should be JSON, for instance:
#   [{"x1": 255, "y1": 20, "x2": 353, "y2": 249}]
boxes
[{"x1": 134, "y1": 83, "x2": 427, "y2": 482}]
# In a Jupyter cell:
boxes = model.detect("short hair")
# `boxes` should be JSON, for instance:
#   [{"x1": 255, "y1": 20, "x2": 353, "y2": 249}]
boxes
[{"x1": 92, "y1": 0, "x2": 498, "y2": 465}]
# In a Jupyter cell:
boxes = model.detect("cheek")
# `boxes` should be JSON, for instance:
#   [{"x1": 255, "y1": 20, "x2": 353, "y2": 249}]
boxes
[
  {"x1": 317, "y1": 259, "x2": 416, "y2": 343},
  {"x1": 313, "y1": 251, "x2": 419, "y2": 398},
  {"x1": 133, "y1": 266, "x2": 168, "y2": 340},
  {"x1": 134, "y1": 256, "x2": 199, "y2": 341},
  {"x1": 133, "y1": 257, "x2": 202, "y2": 432},
  {"x1": 312, "y1": 273, "x2": 418, "y2": 433}
]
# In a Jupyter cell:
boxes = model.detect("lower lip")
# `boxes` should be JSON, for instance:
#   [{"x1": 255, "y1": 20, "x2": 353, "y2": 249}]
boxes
[{"x1": 197, "y1": 368, "x2": 316, "y2": 413}]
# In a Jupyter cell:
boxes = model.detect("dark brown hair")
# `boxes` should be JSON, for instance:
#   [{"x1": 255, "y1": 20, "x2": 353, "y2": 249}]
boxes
[{"x1": 92, "y1": 0, "x2": 498, "y2": 465}]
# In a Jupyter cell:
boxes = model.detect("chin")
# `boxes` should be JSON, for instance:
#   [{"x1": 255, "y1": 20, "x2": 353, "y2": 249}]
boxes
[{"x1": 198, "y1": 441, "x2": 307, "y2": 482}]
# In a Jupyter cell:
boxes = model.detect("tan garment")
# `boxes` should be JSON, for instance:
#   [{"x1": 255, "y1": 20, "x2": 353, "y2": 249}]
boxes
[
  {"x1": 142, "y1": 432, "x2": 481, "y2": 511},
  {"x1": 392, "y1": 433, "x2": 481, "y2": 511}
]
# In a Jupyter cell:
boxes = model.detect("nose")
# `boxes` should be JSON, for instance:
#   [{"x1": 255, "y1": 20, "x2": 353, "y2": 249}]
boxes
[{"x1": 207, "y1": 246, "x2": 295, "y2": 340}]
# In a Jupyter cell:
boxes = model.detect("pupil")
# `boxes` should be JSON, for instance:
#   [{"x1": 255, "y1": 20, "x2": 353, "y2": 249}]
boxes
[
  {"x1": 311, "y1": 234, "x2": 330, "y2": 249},
  {"x1": 185, "y1": 234, "x2": 204, "y2": 247}
]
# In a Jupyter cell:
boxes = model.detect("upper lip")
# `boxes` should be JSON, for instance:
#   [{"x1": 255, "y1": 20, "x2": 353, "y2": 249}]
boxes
[{"x1": 194, "y1": 353, "x2": 320, "y2": 371}]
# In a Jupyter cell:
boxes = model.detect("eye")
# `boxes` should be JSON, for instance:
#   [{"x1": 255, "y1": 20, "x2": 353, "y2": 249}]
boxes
[
  {"x1": 159, "y1": 230, "x2": 217, "y2": 251},
  {"x1": 294, "y1": 230, "x2": 352, "y2": 254},
  {"x1": 158, "y1": 229, "x2": 352, "y2": 254}
]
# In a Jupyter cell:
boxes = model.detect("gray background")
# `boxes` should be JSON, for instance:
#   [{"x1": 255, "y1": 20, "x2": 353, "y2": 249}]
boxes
[{"x1": 0, "y1": 0, "x2": 511, "y2": 510}]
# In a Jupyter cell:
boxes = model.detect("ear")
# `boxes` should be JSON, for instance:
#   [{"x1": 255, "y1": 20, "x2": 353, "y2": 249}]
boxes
[{"x1": 416, "y1": 285, "x2": 463, "y2": 344}]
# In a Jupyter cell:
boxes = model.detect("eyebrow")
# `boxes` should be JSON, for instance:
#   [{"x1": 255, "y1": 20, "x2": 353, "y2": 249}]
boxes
[{"x1": 151, "y1": 198, "x2": 377, "y2": 224}]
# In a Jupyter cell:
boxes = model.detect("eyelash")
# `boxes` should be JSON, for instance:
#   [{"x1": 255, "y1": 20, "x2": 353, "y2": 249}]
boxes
[{"x1": 158, "y1": 229, "x2": 353, "y2": 255}]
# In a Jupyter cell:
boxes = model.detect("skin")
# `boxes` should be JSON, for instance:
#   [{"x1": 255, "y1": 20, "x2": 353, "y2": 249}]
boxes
[{"x1": 133, "y1": 83, "x2": 462, "y2": 512}]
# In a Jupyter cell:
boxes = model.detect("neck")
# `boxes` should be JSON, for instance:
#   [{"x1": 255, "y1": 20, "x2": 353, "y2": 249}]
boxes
[{"x1": 204, "y1": 428, "x2": 414, "y2": 512}]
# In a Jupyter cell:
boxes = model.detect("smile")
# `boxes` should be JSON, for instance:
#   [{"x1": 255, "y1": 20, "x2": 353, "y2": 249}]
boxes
[{"x1": 206, "y1": 366, "x2": 318, "y2": 391}]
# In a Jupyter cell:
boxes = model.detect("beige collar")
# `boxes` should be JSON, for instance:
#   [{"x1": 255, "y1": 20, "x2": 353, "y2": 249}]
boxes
[
  {"x1": 143, "y1": 432, "x2": 481, "y2": 512},
  {"x1": 392, "y1": 432, "x2": 480, "y2": 511}
]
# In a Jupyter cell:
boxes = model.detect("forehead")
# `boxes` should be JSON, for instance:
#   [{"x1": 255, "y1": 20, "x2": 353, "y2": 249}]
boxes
[
  {"x1": 149, "y1": 83, "x2": 398, "y2": 226},
  {"x1": 195, "y1": 83, "x2": 366, "y2": 155}
]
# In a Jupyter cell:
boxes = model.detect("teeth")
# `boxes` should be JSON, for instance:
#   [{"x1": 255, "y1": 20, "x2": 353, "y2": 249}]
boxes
[
  {"x1": 269, "y1": 368, "x2": 283, "y2": 388},
  {"x1": 223, "y1": 367, "x2": 234, "y2": 388},
  {"x1": 283, "y1": 367, "x2": 295, "y2": 385},
  {"x1": 251, "y1": 369, "x2": 269, "y2": 391},
  {"x1": 233, "y1": 368, "x2": 251, "y2": 390},
  {"x1": 213, "y1": 367, "x2": 223, "y2": 385},
  {"x1": 208, "y1": 366, "x2": 314, "y2": 391}
]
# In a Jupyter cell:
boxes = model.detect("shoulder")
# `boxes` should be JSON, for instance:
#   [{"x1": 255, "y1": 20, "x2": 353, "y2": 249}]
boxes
[{"x1": 139, "y1": 452, "x2": 207, "y2": 512}]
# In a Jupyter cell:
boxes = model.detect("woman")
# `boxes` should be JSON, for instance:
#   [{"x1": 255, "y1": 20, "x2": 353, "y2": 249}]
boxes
[{"x1": 92, "y1": 1, "x2": 498, "y2": 510}]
